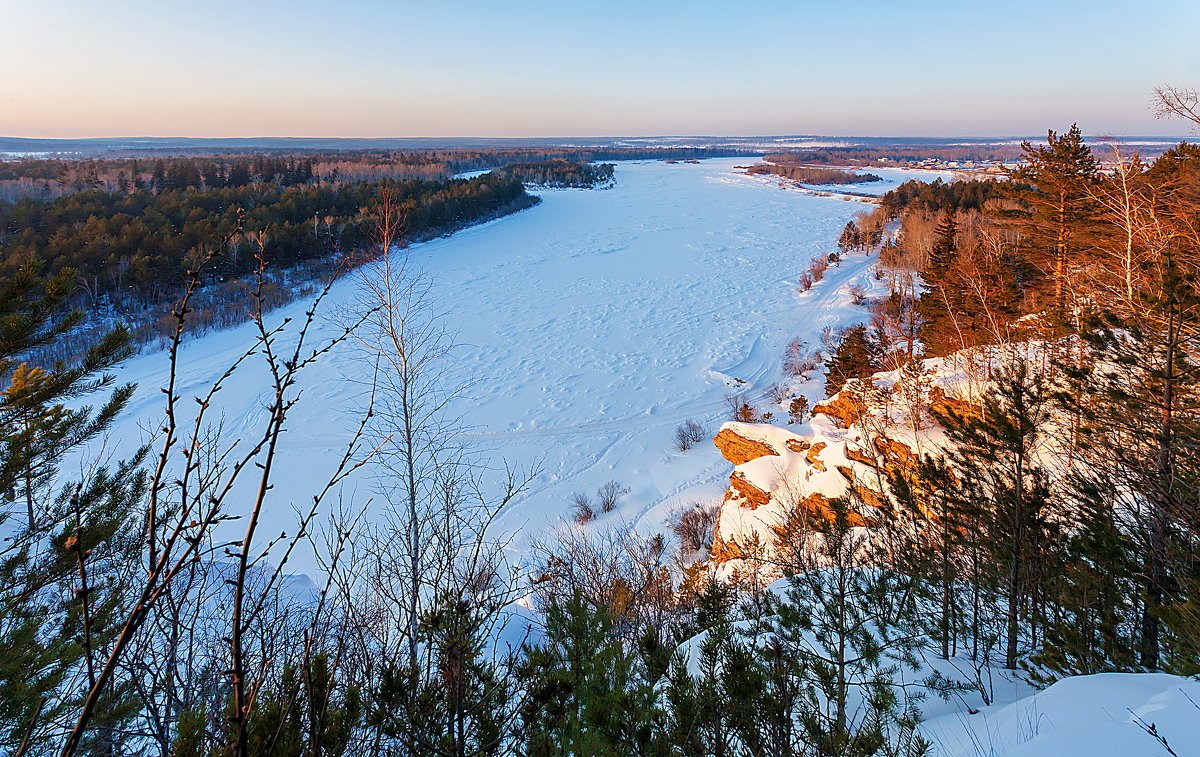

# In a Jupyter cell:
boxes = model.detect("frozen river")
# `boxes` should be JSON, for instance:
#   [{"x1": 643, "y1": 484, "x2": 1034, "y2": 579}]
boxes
[{"x1": 99, "y1": 157, "x2": 908, "y2": 562}]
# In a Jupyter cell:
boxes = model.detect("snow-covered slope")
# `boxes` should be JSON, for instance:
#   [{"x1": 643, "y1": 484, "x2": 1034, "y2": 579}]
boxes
[
  {"x1": 924, "y1": 673, "x2": 1200, "y2": 757},
  {"x1": 90, "y1": 158, "x2": 884, "y2": 568}
]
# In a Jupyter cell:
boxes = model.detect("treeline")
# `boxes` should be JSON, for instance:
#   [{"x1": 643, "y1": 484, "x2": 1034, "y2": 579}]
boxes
[
  {"x1": 854, "y1": 130, "x2": 1200, "y2": 358},
  {"x1": 747, "y1": 162, "x2": 882, "y2": 185},
  {"x1": 767, "y1": 139, "x2": 1193, "y2": 170},
  {"x1": 0, "y1": 147, "x2": 748, "y2": 203},
  {"x1": 876, "y1": 177, "x2": 1006, "y2": 216},
  {"x1": 0, "y1": 156, "x2": 327, "y2": 201},
  {"x1": 499, "y1": 159, "x2": 615, "y2": 187},
  {"x1": 0, "y1": 173, "x2": 531, "y2": 300},
  {"x1": 765, "y1": 144, "x2": 1028, "y2": 166},
  {"x1": 0, "y1": 173, "x2": 535, "y2": 356}
]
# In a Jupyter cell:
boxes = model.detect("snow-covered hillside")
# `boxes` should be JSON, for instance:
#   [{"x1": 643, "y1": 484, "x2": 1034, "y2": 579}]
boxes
[{"x1": 91, "y1": 158, "x2": 882, "y2": 568}]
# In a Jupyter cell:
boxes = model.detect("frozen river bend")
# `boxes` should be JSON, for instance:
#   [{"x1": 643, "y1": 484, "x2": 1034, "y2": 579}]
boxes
[{"x1": 100, "y1": 159, "x2": 928, "y2": 563}]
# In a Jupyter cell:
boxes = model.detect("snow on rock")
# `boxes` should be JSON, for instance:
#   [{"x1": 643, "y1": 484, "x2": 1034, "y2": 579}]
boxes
[
  {"x1": 710, "y1": 417, "x2": 876, "y2": 566},
  {"x1": 711, "y1": 425, "x2": 781, "y2": 466},
  {"x1": 707, "y1": 344, "x2": 1018, "y2": 570}
]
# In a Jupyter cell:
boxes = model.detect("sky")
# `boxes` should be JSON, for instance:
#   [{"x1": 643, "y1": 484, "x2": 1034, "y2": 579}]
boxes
[{"x1": 3, "y1": 0, "x2": 1199, "y2": 138}]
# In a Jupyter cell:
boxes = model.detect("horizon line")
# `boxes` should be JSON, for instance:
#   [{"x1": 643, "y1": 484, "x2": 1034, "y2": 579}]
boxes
[{"x1": 4, "y1": 133, "x2": 1198, "y2": 143}]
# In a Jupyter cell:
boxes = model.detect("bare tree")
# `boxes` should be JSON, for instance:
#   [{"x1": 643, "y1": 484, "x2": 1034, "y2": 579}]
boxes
[
  {"x1": 1153, "y1": 85, "x2": 1200, "y2": 130},
  {"x1": 347, "y1": 190, "x2": 467, "y2": 672},
  {"x1": 60, "y1": 230, "x2": 378, "y2": 757},
  {"x1": 672, "y1": 419, "x2": 708, "y2": 452}
]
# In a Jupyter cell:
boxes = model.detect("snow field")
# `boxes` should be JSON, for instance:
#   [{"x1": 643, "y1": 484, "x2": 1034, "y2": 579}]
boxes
[{"x1": 93, "y1": 157, "x2": 878, "y2": 563}]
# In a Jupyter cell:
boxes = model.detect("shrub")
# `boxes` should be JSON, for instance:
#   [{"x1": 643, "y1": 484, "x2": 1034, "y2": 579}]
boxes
[
  {"x1": 570, "y1": 492, "x2": 595, "y2": 524},
  {"x1": 725, "y1": 393, "x2": 759, "y2": 423},
  {"x1": 673, "y1": 419, "x2": 708, "y2": 452},
  {"x1": 808, "y1": 254, "x2": 830, "y2": 280},
  {"x1": 671, "y1": 501, "x2": 720, "y2": 553},
  {"x1": 848, "y1": 282, "x2": 868, "y2": 305},
  {"x1": 596, "y1": 481, "x2": 629, "y2": 514},
  {"x1": 782, "y1": 338, "x2": 822, "y2": 377},
  {"x1": 768, "y1": 383, "x2": 789, "y2": 405}
]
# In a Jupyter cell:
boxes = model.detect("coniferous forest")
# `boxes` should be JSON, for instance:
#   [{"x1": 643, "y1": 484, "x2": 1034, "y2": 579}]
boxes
[{"x1": 745, "y1": 163, "x2": 883, "y2": 185}]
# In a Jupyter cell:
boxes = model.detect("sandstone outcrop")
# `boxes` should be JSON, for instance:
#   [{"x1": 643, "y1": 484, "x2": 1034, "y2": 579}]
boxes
[
  {"x1": 811, "y1": 386, "x2": 867, "y2": 427},
  {"x1": 713, "y1": 426, "x2": 780, "y2": 465},
  {"x1": 707, "y1": 346, "x2": 1028, "y2": 572},
  {"x1": 728, "y1": 471, "x2": 772, "y2": 509}
]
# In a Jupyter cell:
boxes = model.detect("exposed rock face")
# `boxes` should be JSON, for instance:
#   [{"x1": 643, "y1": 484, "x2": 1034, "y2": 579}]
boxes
[
  {"x1": 805, "y1": 441, "x2": 828, "y2": 472},
  {"x1": 928, "y1": 385, "x2": 978, "y2": 423},
  {"x1": 845, "y1": 446, "x2": 880, "y2": 468},
  {"x1": 875, "y1": 436, "x2": 919, "y2": 474},
  {"x1": 709, "y1": 531, "x2": 748, "y2": 562},
  {"x1": 811, "y1": 386, "x2": 866, "y2": 427},
  {"x1": 710, "y1": 420, "x2": 897, "y2": 567},
  {"x1": 784, "y1": 438, "x2": 811, "y2": 454},
  {"x1": 713, "y1": 427, "x2": 781, "y2": 465},
  {"x1": 800, "y1": 491, "x2": 867, "y2": 528},
  {"x1": 728, "y1": 471, "x2": 772, "y2": 509},
  {"x1": 707, "y1": 346, "x2": 1020, "y2": 573},
  {"x1": 708, "y1": 387, "x2": 930, "y2": 569}
]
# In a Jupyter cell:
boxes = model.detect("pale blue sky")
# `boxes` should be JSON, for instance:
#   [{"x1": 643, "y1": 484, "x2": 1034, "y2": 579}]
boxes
[{"x1": 3, "y1": 0, "x2": 1198, "y2": 137}]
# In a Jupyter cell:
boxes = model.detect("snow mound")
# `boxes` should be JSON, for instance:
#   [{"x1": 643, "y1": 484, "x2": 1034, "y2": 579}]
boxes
[{"x1": 923, "y1": 673, "x2": 1200, "y2": 757}]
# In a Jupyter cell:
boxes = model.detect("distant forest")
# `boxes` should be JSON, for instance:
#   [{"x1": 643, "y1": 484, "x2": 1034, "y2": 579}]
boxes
[
  {"x1": 0, "y1": 147, "x2": 745, "y2": 203},
  {"x1": 0, "y1": 174, "x2": 534, "y2": 299},
  {"x1": 764, "y1": 145, "x2": 1025, "y2": 165},
  {"x1": 500, "y1": 159, "x2": 615, "y2": 188},
  {"x1": 0, "y1": 173, "x2": 536, "y2": 359},
  {"x1": 747, "y1": 163, "x2": 882, "y2": 185}
]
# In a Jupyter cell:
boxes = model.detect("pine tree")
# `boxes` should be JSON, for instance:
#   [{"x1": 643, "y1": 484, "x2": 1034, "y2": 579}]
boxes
[
  {"x1": 1025, "y1": 465, "x2": 1139, "y2": 683},
  {"x1": 1009, "y1": 124, "x2": 1099, "y2": 308},
  {"x1": 371, "y1": 598, "x2": 510, "y2": 757},
  {"x1": 926, "y1": 212, "x2": 958, "y2": 280},
  {"x1": 885, "y1": 457, "x2": 966, "y2": 663},
  {"x1": 661, "y1": 622, "x2": 749, "y2": 757},
  {"x1": 757, "y1": 500, "x2": 932, "y2": 757},
  {"x1": 518, "y1": 592, "x2": 665, "y2": 757},
  {"x1": 202, "y1": 652, "x2": 361, "y2": 757},
  {"x1": 824, "y1": 325, "x2": 882, "y2": 397},
  {"x1": 933, "y1": 359, "x2": 1057, "y2": 670},
  {"x1": 1064, "y1": 318, "x2": 1200, "y2": 669},
  {"x1": 838, "y1": 221, "x2": 862, "y2": 254},
  {"x1": 0, "y1": 267, "x2": 145, "y2": 751},
  {"x1": 914, "y1": 213, "x2": 960, "y2": 353}
]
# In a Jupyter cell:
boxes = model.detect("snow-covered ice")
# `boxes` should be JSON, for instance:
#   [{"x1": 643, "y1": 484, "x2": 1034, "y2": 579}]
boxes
[{"x1": 92, "y1": 158, "x2": 887, "y2": 565}]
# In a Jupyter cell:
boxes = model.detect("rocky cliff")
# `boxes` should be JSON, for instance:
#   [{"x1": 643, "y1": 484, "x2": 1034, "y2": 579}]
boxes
[{"x1": 708, "y1": 352, "x2": 995, "y2": 571}]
